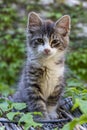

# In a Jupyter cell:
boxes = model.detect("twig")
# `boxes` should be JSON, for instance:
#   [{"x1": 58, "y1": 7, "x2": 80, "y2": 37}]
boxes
[
  {"x1": 0, "y1": 119, "x2": 18, "y2": 125},
  {"x1": 59, "y1": 108, "x2": 73, "y2": 120},
  {"x1": 34, "y1": 118, "x2": 70, "y2": 123},
  {"x1": 0, "y1": 118, "x2": 70, "y2": 124}
]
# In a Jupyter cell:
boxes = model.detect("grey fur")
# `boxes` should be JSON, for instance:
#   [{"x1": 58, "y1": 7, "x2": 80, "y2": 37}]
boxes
[{"x1": 13, "y1": 12, "x2": 71, "y2": 119}]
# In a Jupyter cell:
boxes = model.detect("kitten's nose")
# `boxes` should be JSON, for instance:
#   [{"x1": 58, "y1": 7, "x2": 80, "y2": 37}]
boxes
[{"x1": 44, "y1": 48, "x2": 50, "y2": 54}]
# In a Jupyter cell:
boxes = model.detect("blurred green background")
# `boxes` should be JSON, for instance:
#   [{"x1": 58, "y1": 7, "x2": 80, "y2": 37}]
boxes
[{"x1": 0, "y1": 0, "x2": 87, "y2": 96}]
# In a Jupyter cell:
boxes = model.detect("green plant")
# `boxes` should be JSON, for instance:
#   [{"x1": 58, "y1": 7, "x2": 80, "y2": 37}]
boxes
[
  {"x1": 0, "y1": 0, "x2": 87, "y2": 129},
  {"x1": 0, "y1": 98, "x2": 42, "y2": 130},
  {"x1": 0, "y1": 0, "x2": 87, "y2": 86},
  {"x1": 61, "y1": 114, "x2": 87, "y2": 130},
  {"x1": 62, "y1": 78, "x2": 87, "y2": 130},
  {"x1": 61, "y1": 98, "x2": 87, "y2": 130},
  {"x1": 0, "y1": 1, "x2": 25, "y2": 85},
  {"x1": 65, "y1": 78, "x2": 87, "y2": 100}
]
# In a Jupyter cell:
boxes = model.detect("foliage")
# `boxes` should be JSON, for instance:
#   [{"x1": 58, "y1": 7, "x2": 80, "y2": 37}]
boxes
[
  {"x1": 0, "y1": 97, "x2": 87, "y2": 129},
  {"x1": 61, "y1": 114, "x2": 87, "y2": 130},
  {"x1": 0, "y1": 0, "x2": 87, "y2": 129},
  {"x1": 65, "y1": 78, "x2": 87, "y2": 101},
  {"x1": 0, "y1": 98, "x2": 42, "y2": 130},
  {"x1": 0, "y1": 0, "x2": 25, "y2": 85},
  {"x1": 67, "y1": 47, "x2": 87, "y2": 81},
  {"x1": 72, "y1": 98, "x2": 87, "y2": 113},
  {"x1": 0, "y1": 83, "x2": 14, "y2": 96},
  {"x1": 0, "y1": 126, "x2": 5, "y2": 130},
  {"x1": 63, "y1": 78, "x2": 87, "y2": 129},
  {"x1": 0, "y1": 0, "x2": 87, "y2": 86}
]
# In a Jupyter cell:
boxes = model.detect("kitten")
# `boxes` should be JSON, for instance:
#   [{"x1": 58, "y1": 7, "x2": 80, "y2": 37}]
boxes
[{"x1": 13, "y1": 12, "x2": 71, "y2": 119}]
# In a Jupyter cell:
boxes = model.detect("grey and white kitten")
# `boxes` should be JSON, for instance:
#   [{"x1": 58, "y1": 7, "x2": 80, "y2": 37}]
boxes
[{"x1": 13, "y1": 12, "x2": 71, "y2": 119}]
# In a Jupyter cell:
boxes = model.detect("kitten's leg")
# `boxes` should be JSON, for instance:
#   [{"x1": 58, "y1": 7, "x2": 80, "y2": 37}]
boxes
[
  {"x1": 47, "y1": 105, "x2": 58, "y2": 119},
  {"x1": 13, "y1": 86, "x2": 49, "y2": 119},
  {"x1": 47, "y1": 85, "x2": 63, "y2": 119},
  {"x1": 24, "y1": 66, "x2": 49, "y2": 119},
  {"x1": 26, "y1": 87, "x2": 49, "y2": 119}
]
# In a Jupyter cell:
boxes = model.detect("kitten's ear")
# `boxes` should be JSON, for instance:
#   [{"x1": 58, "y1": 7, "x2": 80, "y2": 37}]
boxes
[
  {"x1": 27, "y1": 12, "x2": 42, "y2": 29},
  {"x1": 55, "y1": 15, "x2": 71, "y2": 35}
]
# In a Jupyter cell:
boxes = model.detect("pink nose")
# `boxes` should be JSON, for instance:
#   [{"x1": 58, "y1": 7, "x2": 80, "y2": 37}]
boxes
[{"x1": 44, "y1": 49, "x2": 50, "y2": 54}]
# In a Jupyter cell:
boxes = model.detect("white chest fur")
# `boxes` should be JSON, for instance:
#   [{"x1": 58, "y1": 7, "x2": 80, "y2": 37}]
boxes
[{"x1": 39, "y1": 61, "x2": 64, "y2": 99}]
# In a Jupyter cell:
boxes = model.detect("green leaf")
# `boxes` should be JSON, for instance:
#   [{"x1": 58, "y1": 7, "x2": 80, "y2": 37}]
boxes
[
  {"x1": 12, "y1": 102, "x2": 26, "y2": 110},
  {"x1": 53, "y1": 128, "x2": 58, "y2": 130},
  {"x1": 33, "y1": 112, "x2": 42, "y2": 116},
  {"x1": 0, "y1": 83, "x2": 14, "y2": 96},
  {"x1": 19, "y1": 113, "x2": 42, "y2": 129},
  {"x1": 0, "y1": 126, "x2": 5, "y2": 130},
  {"x1": 6, "y1": 112, "x2": 20, "y2": 121},
  {"x1": 72, "y1": 98, "x2": 79, "y2": 111},
  {"x1": 79, "y1": 114, "x2": 87, "y2": 124},
  {"x1": 61, "y1": 123, "x2": 71, "y2": 130},
  {"x1": 62, "y1": 114, "x2": 87, "y2": 130},
  {"x1": 72, "y1": 99, "x2": 87, "y2": 114},
  {"x1": 79, "y1": 100, "x2": 87, "y2": 114},
  {"x1": 0, "y1": 102, "x2": 9, "y2": 112},
  {"x1": 0, "y1": 98, "x2": 14, "y2": 113},
  {"x1": 61, "y1": 118, "x2": 78, "y2": 130}
]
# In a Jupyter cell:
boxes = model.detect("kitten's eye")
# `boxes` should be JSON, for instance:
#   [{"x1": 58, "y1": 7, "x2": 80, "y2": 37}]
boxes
[
  {"x1": 51, "y1": 39, "x2": 60, "y2": 48},
  {"x1": 36, "y1": 38, "x2": 44, "y2": 43},
  {"x1": 52, "y1": 39, "x2": 58, "y2": 44}
]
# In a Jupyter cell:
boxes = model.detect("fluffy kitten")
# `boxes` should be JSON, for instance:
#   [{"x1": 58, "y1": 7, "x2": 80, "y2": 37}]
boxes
[{"x1": 13, "y1": 12, "x2": 71, "y2": 119}]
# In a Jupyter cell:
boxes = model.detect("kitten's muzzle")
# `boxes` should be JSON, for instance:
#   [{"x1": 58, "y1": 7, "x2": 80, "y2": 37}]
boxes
[{"x1": 44, "y1": 48, "x2": 51, "y2": 55}]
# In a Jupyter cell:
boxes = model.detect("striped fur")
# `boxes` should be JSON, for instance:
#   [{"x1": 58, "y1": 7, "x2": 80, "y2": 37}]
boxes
[{"x1": 13, "y1": 12, "x2": 71, "y2": 119}]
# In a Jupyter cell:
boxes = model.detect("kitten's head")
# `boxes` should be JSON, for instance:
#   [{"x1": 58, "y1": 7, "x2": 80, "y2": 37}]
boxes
[{"x1": 26, "y1": 12, "x2": 71, "y2": 61}]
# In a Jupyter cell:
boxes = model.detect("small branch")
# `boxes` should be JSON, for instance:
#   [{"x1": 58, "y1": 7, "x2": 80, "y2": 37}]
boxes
[
  {"x1": 59, "y1": 108, "x2": 73, "y2": 120},
  {"x1": 34, "y1": 118, "x2": 70, "y2": 123},
  {"x1": 0, "y1": 119, "x2": 18, "y2": 125},
  {"x1": 0, "y1": 118, "x2": 69, "y2": 124}
]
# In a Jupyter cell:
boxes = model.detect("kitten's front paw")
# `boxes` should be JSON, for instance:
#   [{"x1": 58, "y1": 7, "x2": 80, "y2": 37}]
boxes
[
  {"x1": 42, "y1": 112, "x2": 50, "y2": 120},
  {"x1": 48, "y1": 111, "x2": 58, "y2": 119}
]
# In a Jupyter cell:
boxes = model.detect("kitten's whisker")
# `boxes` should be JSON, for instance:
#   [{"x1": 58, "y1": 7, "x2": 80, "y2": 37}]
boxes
[
  {"x1": 31, "y1": 53, "x2": 47, "y2": 61},
  {"x1": 31, "y1": 57, "x2": 40, "y2": 60},
  {"x1": 30, "y1": 55, "x2": 41, "y2": 61},
  {"x1": 29, "y1": 53, "x2": 41, "y2": 61}
]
